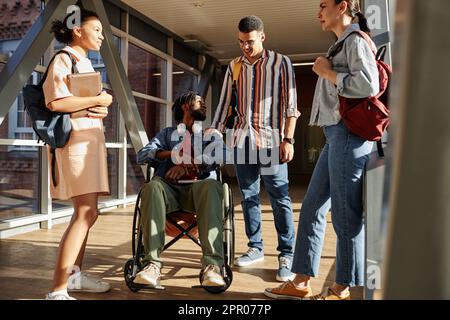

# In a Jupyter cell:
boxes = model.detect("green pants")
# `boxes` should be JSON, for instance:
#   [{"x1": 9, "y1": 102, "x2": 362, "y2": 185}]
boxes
[{"x1": 139, "y1": 176, "x2": 224, "y2": 268}]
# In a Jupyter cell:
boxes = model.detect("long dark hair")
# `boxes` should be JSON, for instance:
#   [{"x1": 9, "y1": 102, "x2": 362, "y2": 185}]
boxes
[
  {"x1": 50, "y1": 2, "x2": 99, "y2": 44},
  {"x1": 335, "y1": 0, "x2": 371, "y2": 36}
]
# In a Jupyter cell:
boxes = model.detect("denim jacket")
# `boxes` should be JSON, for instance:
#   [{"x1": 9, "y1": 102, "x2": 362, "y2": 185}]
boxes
[
  {"x1": 137, "y1": 125, "x2": 227, "y2": 180},
  {"x1": 309, "y1": 24, "x2": 380, "y2": 127}
]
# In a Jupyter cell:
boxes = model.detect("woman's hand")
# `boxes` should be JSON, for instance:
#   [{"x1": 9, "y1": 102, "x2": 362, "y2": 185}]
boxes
[
  {"x1": 87, "y1": 106, "x2": 108, "y2": 119},
  {"x1": 313, "y1": 57, "x2": 337, "y2": 84},
  {"x1": 96, "y1": 91, "x2": 113, "y2": 108},
  {"x1": 312, "y1": 57, "x2": 332, "y2": 78}
]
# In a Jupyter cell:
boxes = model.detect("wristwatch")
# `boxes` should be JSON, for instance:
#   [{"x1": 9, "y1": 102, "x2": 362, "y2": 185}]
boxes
[{"x1": 283, "y1": 137, "x2": 295, "y2": 145}]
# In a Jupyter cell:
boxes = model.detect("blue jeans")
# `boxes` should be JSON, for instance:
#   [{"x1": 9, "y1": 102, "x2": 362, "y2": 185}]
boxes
[
  {"x1": 291, "y1": 121, "x2": 373, "y2": 287},
  {"x1": 234, "y1": 144, "x2": 295, "y2": 258}
]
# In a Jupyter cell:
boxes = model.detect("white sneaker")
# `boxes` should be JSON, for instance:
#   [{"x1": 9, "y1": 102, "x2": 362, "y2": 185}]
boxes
[
  {"x1": 67, "y1": 272, "x2": 111, "y2": 293},
  {"x1": 134, "y1": 262, "x2": 161, "y2": 288},
  {"x1": 201, "y1": 265, "x2": 226, "y2": 287},
  {"x1": 45, "y1": 293, "x2": 76, "y2": 300}
]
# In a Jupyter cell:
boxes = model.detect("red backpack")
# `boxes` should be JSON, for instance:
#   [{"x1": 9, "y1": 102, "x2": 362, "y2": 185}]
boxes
[{"x1": 329, "y1": 31, "x2": 391, "y2": 143}]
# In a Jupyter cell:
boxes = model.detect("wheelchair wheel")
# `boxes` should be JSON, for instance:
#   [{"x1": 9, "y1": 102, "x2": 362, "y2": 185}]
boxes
[
  {"x1": 132, "y1": 190, "x2": 146, "y2": 263},
  {"x1": 223, "y1": 183, "x2": 235, "y2": 267},
  {"x1": 131, "y1": 190, "x2": 143, "y2": 257},
  {"x1": 124, "y1": 258, "x2": 141, "y2": 293},
  {"x1": 200, "y1": 264, "x2": 233, "y2": 294}
]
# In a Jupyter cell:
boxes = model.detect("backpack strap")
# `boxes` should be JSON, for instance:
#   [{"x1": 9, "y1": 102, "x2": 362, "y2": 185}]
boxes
[
  {"x1": 232, "y1": 57, "x2": 243, "y2": 86},
  {"x1": 223, "y1": 58, "x2": 243, "y2": 131},
  {"x1": 50, "y1": 148, "x2": 58, "y2": 186},
  {"x1": 377, "y1": 140, "x2": 384, "y2": 157},
  {"x1": 353, "y1": 30, "x2": 377, "y2": 54},
  {"x1": 327, "y1": 30, "x2": 377, "y2": 59},
  {"x1": 39, "y1": 50, "x2": 78, "y2": 86}
]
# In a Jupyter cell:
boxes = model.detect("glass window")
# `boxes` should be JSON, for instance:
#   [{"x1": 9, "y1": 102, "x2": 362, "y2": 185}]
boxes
[
  {"x1": 88, "y1": 50, "x2": 107, "y2": 84},
  {"x1": 129, "y1": 15, "x2": 167, "y2": 53},
  {"x1": 104, "y1": 1, "x2": 122, "y2": 30},
  {"x1": 126, "y1": 147, "x2": 145, "y2": 196},
  {"x1": 0, "y1": 147, "x2": 40, "y2": 221},
  {"x1": 52, "y1": 198, "x2": 71, "y2": 211},
  {"x1": 173, "y1": 65, "x2": 199, "y2": 100},
  {"x1": 103, "y1": 89, "x2": 119, "y2": 143},
  {"x1": 128, "y1": 43, "x2": 166, "y2": 99},
  {"x1": 0, "y1": 71, "x2": 39, "y2": 144},
  {"x1": 0, "y1": 39, "x2": 23, "y2": 58},
  {"x1": 173, "y1": 40, "x2": 199, "y2": 69},
  {"x1": 0, "y1": 74, "x2": 39, "y2": 153},
  {"x1": 134, "y1": 97, "x2": 166, "y2": 141},
  {"x1": 0, "y1": 106, "x2": 12, "y2": 140},
  {"x1": 0, "y1": 2, "x2": 41, "y2": 140},
  {"x1": 126, "y1": 98, "x2": 167, "y2": 196}
]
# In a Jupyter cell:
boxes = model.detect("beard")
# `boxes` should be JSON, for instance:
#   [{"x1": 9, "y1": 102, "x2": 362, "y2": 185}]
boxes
[{"x1": 190, "y1": 107, "x2": 206, "y2": 121}]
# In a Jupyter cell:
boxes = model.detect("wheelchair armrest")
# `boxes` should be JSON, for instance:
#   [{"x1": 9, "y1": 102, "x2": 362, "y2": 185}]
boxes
[
  {"x1": 144, "y1": 160, "x2": 159, "y2": 183},
  {"x1": 215, "y1": 165, "x2": 223, "y2": 182}
]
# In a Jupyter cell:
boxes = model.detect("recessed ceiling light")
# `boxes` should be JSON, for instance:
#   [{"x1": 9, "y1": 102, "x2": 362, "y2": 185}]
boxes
[{"x1": 193, "y1": 1, "x2": 205, "y2": 8}]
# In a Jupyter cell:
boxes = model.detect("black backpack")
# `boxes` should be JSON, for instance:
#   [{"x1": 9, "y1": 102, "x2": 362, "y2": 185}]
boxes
[{"x1": 23, "y1": 50, "x2": 78, "y2": 186}]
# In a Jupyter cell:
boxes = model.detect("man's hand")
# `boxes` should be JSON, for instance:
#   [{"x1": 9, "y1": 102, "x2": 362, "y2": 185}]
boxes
[
  {"x1": 280, "y1": 141, "x2": 294, "y2": 163},
  {"x1": 204, "y1": 128, "x2": 223, "y2": 139},
  {"x1": 165, "y1": 165, "x2": 187, "y2": 183},
  {"x1": 184, "y1": 164, "x2": 199, "y2": 176}
]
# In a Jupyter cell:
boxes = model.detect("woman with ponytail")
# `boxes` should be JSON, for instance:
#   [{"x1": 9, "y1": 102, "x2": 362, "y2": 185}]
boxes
[
  {"x1": 265, "y1": 0, "x2": 379, "y2": 300},
  {"x1": 43, "y1": 5, "x2": 113, "y2": 300}
]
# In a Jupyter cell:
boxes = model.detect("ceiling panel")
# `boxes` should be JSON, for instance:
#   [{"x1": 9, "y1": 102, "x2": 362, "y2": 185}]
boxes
[{"x1": 122, "y1": 0, "x2": 335, "y2": 63}]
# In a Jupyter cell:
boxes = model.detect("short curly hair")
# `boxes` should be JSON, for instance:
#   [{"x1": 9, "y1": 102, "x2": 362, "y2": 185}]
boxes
[{"x1": 238, "y1": 15, "x2": 264, "y2": 33}]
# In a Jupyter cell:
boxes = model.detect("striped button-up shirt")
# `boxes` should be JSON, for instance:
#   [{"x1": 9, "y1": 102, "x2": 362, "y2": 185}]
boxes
[{"x1": 211, "y1": 49, "x2": 300, "y2": 149}]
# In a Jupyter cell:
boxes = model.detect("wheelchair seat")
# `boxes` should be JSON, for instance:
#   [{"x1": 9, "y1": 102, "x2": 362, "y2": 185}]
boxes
[{"x1": 165, "y1": 211, "x2": 198, "y2": 239}]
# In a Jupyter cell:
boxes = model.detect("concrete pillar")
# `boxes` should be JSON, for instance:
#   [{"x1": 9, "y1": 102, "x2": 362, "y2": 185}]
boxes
[{"x1": 383, "y1": 0, "x2": 450, "y2": 299}]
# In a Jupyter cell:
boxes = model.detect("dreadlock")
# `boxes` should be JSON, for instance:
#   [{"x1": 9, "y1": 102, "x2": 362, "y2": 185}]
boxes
[{"x1": 172, "y1": 91, "x2": 198, "y2": 123}]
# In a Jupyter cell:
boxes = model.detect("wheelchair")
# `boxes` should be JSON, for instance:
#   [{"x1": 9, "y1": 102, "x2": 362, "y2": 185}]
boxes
[{"x1": 124, "y1": 165, "x2": 235, "y2": 294}]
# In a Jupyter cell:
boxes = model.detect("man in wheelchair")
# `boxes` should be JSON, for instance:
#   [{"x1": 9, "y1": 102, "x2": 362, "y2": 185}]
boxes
[{"x1": 135, "y1": 91, "x2": 227, "y2": 289}]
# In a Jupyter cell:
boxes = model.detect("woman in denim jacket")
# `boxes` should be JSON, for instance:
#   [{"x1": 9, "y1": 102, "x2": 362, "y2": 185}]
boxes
[{"x1": 265, "y1": 0, "x2": 379, "y2": 300}]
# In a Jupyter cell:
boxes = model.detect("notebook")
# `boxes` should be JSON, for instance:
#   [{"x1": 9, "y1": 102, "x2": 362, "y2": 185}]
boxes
[
  {"x1": 177, "y1": 171, "x2": 198, "y2": 184},
  {"x1": 67, "y1": 72, "x2": 102, "y2": 118},
  {"x1": 177, "y1": 179, "x2": 198, "y2": 184}
]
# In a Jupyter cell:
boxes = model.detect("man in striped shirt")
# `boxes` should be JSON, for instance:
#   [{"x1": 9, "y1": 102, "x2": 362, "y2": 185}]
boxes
[{"x1": 209, "y1": 16, "x2": 300, "y2": 282}]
